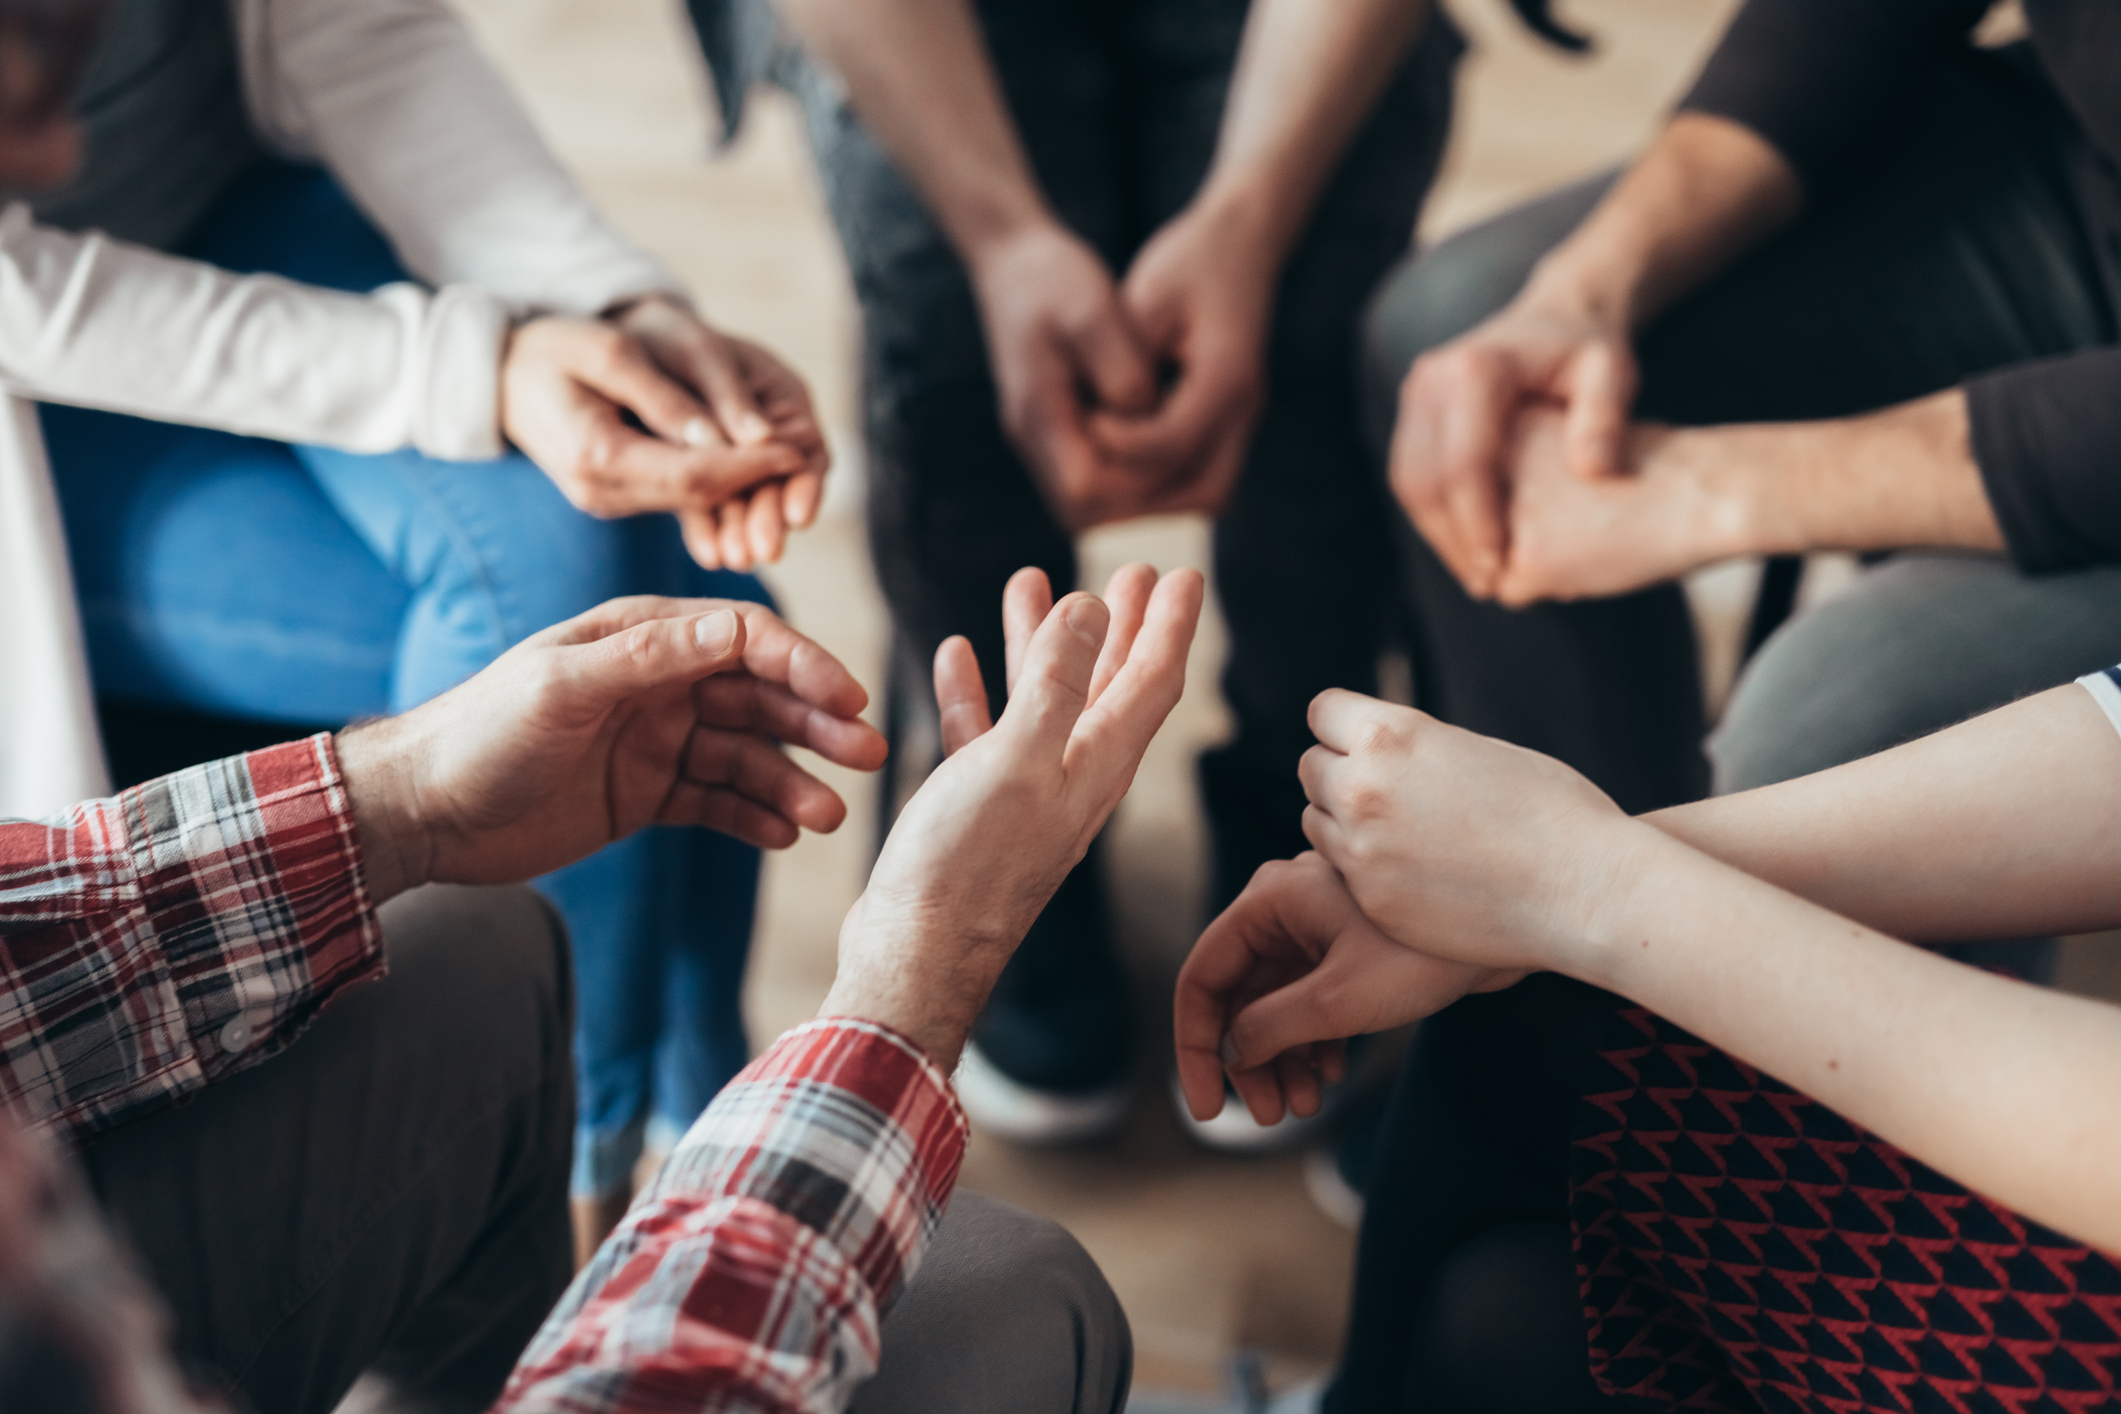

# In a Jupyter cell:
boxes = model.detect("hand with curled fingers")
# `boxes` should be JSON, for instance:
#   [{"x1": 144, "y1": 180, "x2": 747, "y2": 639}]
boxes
[
  {"x1": 1490, "y1": 404, "x2": 1729, "y2": 607},
  {"x1": 1297, "y1": 688, "x2": 1645, "y2": 976},
  {"x1": 1390, "y1": 295, "x2": 1638, "y2": 599},
  {"x1": 337, "y1": 596, "x2": 887, "y2": 904},
  {"x1": 1082, "y1": 204, "x2": 1272, "y2": 524},
  {"x1": 1175, "y1": 851, "x2": 1523, "y2": 1130},
  {"x1": 823, "y1": 562, "x2": 1205, "y2": 1068},
  {"x1": 499, "y1": 296, "x2": 829, "y2": 571},
  {"x1": 967, "y1": 224, "x2": 1164, "y2": 531}
]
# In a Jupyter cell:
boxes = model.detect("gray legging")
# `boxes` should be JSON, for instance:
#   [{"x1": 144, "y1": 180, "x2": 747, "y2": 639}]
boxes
[{"x1": 1360, "y1": 43, "x2": 2121, "y2": 814}]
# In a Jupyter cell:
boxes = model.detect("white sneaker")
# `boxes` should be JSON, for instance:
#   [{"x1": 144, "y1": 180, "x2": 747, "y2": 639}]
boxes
[
  {"x1": 954, "y1": 1040, "x2": 1134, "y2": 1146},
  {"x1": 1169, "y1": 1069, "x2": 1344, "y2": 1154}
]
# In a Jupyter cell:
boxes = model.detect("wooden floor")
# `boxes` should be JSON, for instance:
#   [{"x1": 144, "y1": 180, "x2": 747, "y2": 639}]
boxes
[{"x1": 454, "y1": 0, "x2": 1744, "y2": 1395}]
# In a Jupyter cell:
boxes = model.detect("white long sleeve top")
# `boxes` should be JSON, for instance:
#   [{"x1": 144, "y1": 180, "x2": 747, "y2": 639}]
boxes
[{"x1": 0, "y1": 0, "x2": 688, "y2": 818}]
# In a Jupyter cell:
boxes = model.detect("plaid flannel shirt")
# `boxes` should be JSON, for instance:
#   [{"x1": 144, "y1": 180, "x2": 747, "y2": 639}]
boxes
[
  {"x1": 498, "y1": 1016, "x2": 970, "y2": 1414},
  {"x1": 2, "y1": 738, "x2": 971, "y2": 1414},
  {"x1": 0, "y1": 735, "x2": 384, "y2": 1139}
]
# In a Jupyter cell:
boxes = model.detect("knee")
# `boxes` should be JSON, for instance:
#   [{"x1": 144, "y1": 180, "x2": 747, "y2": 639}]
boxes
[
  {"x1": 857, "y1": 1194, "x2": 1130, "y2": 1414},
  {"x1": 375, "y1": 884, "x2": 574, "y2": 1121}
]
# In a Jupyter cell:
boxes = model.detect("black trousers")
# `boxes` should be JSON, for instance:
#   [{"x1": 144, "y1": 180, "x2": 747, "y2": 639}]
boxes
[
  {"x1": 1334, "y1": 45, "x2": 2118, "y2": 1414},
  {"x1": 80, "y1": 885, "x2": 577, "y2": 1414},
  {"x1": 780, "y1": 0, "x2": 1462, "y2": 907}
]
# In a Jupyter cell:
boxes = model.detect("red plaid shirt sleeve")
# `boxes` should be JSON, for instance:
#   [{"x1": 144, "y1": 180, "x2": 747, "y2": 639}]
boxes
[
  {"x1": 497, "y1": 1018, "x2": 971, "y2": 1414},
  {"x1": 0, "y1": 735, "x2": 385, "y2": 1140}
]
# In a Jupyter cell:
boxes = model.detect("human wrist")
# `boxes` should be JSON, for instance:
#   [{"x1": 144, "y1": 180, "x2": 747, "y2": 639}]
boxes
[
  {"x1": 1638, "y1": 423, "x2": 1795, "y2": 561},
  {"x1": 821, "y1": 909, "x2": 1010, "y2": 1072},
  {"x1": 956, "y1": 195, "x2": 1068, "y2": 276},
  {"x1": 1517, "y1": 245, "x2": 1646, "y2": 336},
  {"x1": 335, "y1": 718, "x2": 433, "y2": 907},
  {"x1": 1548, "y1": 819, "x2": 1695, "y2": 990},
  {"x1": 1184, "y1": 175, "x2": 1294, "y2": 292}
]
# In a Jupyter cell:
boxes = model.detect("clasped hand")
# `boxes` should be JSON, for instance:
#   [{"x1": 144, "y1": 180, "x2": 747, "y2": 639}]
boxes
[
  {"x1": 1391, "y1": 298, "x2": 1745, "y2": 607},
  {"x1": 500, "y1": 294, "x2": 831, "y2": 573},
  {"x1": 970, "y1": 202, "x2": 1272, "y2": 531},
  {"x1": 1176, "y1": 690, "x2": 1655, "y2": 1128}
]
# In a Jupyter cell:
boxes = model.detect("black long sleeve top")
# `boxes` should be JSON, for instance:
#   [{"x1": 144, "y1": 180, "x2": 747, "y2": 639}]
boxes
[{"x1": 1680, "y1": 0, "x2": 2121, "y2": 571}]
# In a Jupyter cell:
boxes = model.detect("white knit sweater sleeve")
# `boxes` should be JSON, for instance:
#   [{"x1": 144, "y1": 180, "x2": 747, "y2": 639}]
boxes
[
  {"x1": 0, "y1": 205, "x2": 509, "y2": 459},
  {"x1": 234, "y1": 0, "x2": 685, "y2": 317}
]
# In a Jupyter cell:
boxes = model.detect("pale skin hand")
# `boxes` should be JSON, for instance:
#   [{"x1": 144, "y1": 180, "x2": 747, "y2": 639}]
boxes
[
  {"x1": 1287, "y1": 686, "x2": 2121, "y2": 1253},
  {"x1": 1087, "y1": 0, "x2": 1429, "y2": 519},
  {"x1": 1174, "y1": 850, "x2": 1523, "y2": 1129},
  {"x1": 337, "y1": 596, "x2": 888, "y2": 905},
  {"x1": 821, "y1": 563, "x2": 1205, "y2": 1068},
  {"x1": 1490, "y1": 390, "x2": 2002, "y2": 607},
  {"x1": 1392, "y1": 113, "x2": 1802, "y2": 597},
  {"x1": 498, "y1": 296, "x2": 828, "y2": 570},
  {"x1": 967, "y1": 226, "x2": 1161, "y2": 528},
  {"x1": 612, "y1": 296, "x2": 832, "y2": 572}
]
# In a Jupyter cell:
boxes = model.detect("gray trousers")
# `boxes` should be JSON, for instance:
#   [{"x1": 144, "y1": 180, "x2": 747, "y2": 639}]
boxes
[{"x1": 78, "y1": 884, "x2": 1130, "y2": 1414}]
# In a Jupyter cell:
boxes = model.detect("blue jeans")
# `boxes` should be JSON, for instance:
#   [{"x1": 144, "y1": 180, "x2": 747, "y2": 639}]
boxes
[{"x1": 49, "y1": 159, "x2": 761, "y2": 1197}]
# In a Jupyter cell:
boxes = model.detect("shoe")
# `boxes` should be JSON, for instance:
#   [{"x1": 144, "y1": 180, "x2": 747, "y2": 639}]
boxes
[
  {"x1": 1170, "y1": 1066, "x2": 1354, "y2": 1155},
  {"x1": 958, "y1": 845, "x2": 1134, "y2": 1145},
  {"x1": 1302, "y1": 1091, "x2": 1387, "y2": 1229}
]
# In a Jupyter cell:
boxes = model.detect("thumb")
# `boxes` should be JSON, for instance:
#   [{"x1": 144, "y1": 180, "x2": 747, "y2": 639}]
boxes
[
  {"x1": 1561, "y1": 341, "x2": 1638, "y2": 480},
  {"x1": 559, "y1": 608, "x2": 746, "y2": 708},
  {"x1": 1071, "y1": 303, "x2": 1159, "y2": 417},
  {"x1": 1222, "y1": 958, "x2": 1357, "y2": 1075}
]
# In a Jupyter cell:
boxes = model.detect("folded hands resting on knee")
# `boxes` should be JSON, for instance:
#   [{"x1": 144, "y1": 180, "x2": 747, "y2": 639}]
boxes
[{"x1": 498, "y1": 294, "x2": 829, "y2": 573}]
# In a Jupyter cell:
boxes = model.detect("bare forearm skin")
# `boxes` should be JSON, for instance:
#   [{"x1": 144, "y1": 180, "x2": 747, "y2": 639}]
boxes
[
  {"x1": 773, "y1": 0, "x2": 1051, "y2": 263},
  {"x1": 1567, "y1": 815, "x2": 2121, "y2": 1255},
  {"x1": 1646, "y1": 387, "x2": 2004, "y2": 562},
  {"x1": 1522, "y1": 112, "x2": 1804, "y2": 329},
  {"x1": 1195, "y1": 0, "x2": 1432, "y2": 277},
  {"x1": 1645, "y1": 685, "x2": 2121, "y2": 942}
]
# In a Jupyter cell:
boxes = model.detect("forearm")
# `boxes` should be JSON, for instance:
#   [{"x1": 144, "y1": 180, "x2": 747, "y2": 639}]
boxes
[
  {"x1": 1574, "y1": 823, "x2": 2121, "y2": 1253},
  {"x1": 1645, "y1": 684, "x2": 2121, "y2": 941},
  {"x1": 498, "y1": 1019, "x2": 966, "y2": 1412},
  {"x1": 774, "y1": 0, "x2": 1051, "y2": 263},
  {"x1": 0, "y1": 739, "x2": 385, "y2": 1137},
  {"x1": 1643, "y1": 387, "x2": 2003, "y2": 562},
  {"x1": 1520, "y1": 112, "x2": 1802, "y2": 328},
  {"x1": 0, "y1": 210, "x2": 507, "y2": 459},
  {"x1": 1191, "y1": 0, "x2": 1431, "y2": 275}
]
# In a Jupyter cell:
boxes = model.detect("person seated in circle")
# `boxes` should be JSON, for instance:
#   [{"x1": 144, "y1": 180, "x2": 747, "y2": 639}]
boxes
[
  {"x1": 0, "y1": 0, "x2": 830, "y2": 1259},
  {"x1": 1179, "y1": 666, "x2": 2121, "y2": 1413}
]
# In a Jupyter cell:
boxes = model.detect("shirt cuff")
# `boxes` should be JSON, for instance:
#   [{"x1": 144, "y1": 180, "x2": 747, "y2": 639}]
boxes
[
  {"x1": 2077, "y1": 667, "x2": 2121, "y2": 741},
  {"x1": 126, "y1": 734, "x2": 387, "y2": 1089}
]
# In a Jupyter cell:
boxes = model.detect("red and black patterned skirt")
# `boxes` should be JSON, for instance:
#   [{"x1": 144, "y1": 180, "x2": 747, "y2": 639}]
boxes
[{"x1": 1571, "y1": 1009, "x2": 2121, "y2": 1414}]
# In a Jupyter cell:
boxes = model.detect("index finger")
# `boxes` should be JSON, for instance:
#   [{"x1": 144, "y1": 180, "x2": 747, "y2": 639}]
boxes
[
  {"x1": 1063, "y1": 568, "x2": 1204, "y2": 789},
  {"x1": 727, "y1": 601, "x2": 870, "y2": 719}
]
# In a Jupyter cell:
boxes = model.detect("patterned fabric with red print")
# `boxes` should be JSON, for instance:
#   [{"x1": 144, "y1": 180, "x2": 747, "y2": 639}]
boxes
[{"x1": 1571, "y1": 1009, "x2": 2121, "y2": 1414}]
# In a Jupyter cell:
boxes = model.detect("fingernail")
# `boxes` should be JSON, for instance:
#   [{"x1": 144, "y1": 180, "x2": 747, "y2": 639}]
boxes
[
  {"x1": 739, "y1": 412, "x2": 772, "y2": 443},
  {"x1": 1219, "y1": 1035, "x2": 1242, "y2": 1070},
  {"x1": 683, "y1": 417, "x2": 714, "y2": 448},
  {"x1": 1062, "y1": 597, "x2": 1104, "y2": 636},
  {"x1": 693, "y1": 610, "x2": 739, "y2": 654}
]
